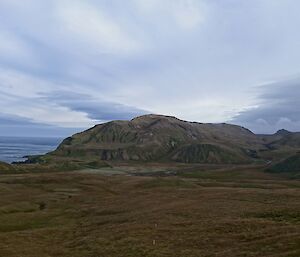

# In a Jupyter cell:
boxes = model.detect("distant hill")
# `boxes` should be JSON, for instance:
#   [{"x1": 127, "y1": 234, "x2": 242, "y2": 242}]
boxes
[
  {"x1": 261, "y1": 129, "x2": 300, "y2": 149},
  {"x1": 39, "y1": 114, "x2": 300, "y2": 165}
]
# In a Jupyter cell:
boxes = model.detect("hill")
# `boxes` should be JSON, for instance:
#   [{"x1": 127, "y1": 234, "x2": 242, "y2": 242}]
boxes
[
  {"x1": 260, "y1": 129, "x2": 300, "y2": 149},
  {"x1": 37, "y1": 114, "x2": 298, "y2": 165},
  {"x1": 47, "y1": 114, "x2": 264, "y2": 164},
  {"x1": 269, "y1": 153, "x2": 300, "y2": 173},
  {"x1": 0, "y1": 161, "x2": 14, "y2": 172}
]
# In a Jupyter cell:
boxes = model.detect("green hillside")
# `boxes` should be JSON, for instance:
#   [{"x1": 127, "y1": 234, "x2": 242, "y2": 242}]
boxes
[
  {"x1": 0, "y1": 161, "x2": 14, "y2": 172},
  {"x1": 269, "y1": 153, "x2": 300, "y2": 173}
]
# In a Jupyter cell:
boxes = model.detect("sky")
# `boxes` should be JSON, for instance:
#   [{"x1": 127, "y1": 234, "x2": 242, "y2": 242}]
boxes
[{"x1": 0, "y1": 0, "x2": 300, "y2": 137}]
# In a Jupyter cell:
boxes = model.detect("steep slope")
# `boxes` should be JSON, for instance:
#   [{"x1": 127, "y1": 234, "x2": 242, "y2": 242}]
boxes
[
  {"x1": 171, "y1": 144, "x2": 245, "y2": 163},
  {"x1": 0, "y1": 161, "x2": 14, "y2": 172},
  {"x1": 47, "y1": 114, "x2": 269, "y2": 164},
  {"x1": 269, "y1": 153, "x2": 300, "y2": 173}
]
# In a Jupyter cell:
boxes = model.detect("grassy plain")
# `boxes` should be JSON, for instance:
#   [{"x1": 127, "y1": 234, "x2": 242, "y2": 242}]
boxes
[{"x1": 0, "y1": 163, "x2": 299, "y2": 257}]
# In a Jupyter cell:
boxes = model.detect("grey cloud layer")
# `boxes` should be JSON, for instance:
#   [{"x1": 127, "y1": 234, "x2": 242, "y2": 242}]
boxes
[
  {"x1": 233, "y1": 78, "x2": 300, "y2": 133},
  {"x1": 0, "y1": 114, "x2": 81, "y2": 137},
  {"x1": 39, "y1": 91, "x2": 148, "y2": 121}
]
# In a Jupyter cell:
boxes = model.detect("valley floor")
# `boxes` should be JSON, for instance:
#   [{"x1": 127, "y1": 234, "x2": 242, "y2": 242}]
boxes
[{"x1": 0, "y1": 164, "x2": 299, "y2": 257}]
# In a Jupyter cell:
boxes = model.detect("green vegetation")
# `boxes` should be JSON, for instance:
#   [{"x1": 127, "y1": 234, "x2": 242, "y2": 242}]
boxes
[
  {"x1": 35, "y1": 115, "x2": 300, "y2": 167},
  {"x1": 172, "y1": 143, "x2": 247, "y2": 163},
  {"x1": 0, "y1": 163, "x2": 299, "y2": 257},
  {"x1": 1, "y1": 114, "x2": 299, "y2": 256},
  {"x1": 269, "y1": 153, "x2": 300, "y2": 173},
  {"x1": 23, "y1": 154, "x2": 110, "y2": 172},
  {"x1": 250, "y1": 210, "x2": 300, "y2": 224},
  {"x1": 0, "y1": 161, "x2": 14, "y2": 172}
]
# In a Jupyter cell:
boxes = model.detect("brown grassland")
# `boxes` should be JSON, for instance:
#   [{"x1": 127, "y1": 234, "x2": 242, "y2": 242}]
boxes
[{"x1": 0, "y1": 163, "x2": 299, "y2": 257}]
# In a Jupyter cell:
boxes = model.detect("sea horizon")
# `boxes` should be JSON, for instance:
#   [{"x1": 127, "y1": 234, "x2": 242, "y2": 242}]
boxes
[{"x1": 0, "y1": 136, "x2": 63, "y2": 163}]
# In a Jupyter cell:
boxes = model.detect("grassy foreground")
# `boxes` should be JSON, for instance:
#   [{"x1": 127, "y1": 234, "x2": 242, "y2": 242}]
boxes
[{"x1": 0, "y1": 164, "x2": 299, "y2": 257}]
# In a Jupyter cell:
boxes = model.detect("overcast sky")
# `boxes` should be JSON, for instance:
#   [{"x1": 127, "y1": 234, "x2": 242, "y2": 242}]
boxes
[{"x1": 1, "y1": 0, "x2": 300, "y2": 136}]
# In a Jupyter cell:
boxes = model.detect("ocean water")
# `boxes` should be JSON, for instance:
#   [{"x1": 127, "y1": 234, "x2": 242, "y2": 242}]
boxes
[{"x1": 0, "y1": 137, "x2": 63, "y2": 163}]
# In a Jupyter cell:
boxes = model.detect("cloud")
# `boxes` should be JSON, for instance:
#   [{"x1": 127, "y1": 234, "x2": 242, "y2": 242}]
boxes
[
  {"x1": 0, "y1": 69, "x2": 94, "y2": 128},
  {"x1": 172, "y1": 0, "x2": 207, "y2": 29},
  {"x1": 132, "y1": 0, "x2": 207, "y2": 29},
  {"x1": 232, "y1": 78, "x2": 300, "y2": 133},
  {"x1": 1, "y1": 0, "x2": 300, "y2": 136},
  {"x1": 0, "y1": 113, "x2": 80, "y2": 137},
  {"x1": 0, "y1": 68, "x2": 148, "y2": 128},
  {"x1": 0, "y1": 31, "x2": 29, "y2": 60},
  {"x1": 56, "y1": 0, "x2": 141, "y2": 55},
  {"x1": 0, "y1": 29, "x2": 40, "y2": 70},
  {"x1": 38, "y1": 90, "x2": 149, "y2": 121}
]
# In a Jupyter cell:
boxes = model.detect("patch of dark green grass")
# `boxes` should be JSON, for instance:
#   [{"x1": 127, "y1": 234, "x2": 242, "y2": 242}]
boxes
[
  {"x1": 249, "y1": 210, "x2": 300, "y2": 224},
  {"x1": 95, "y1": 209, "x2": 128, "y2": 216},
  {"x1": 0, "y1": 215, "x2": 52, "y2": 232},
  {"x1": 138, "y1": 177, "x2": 195, "y2": 189},
  {"x1": 177, "y1": 169, "x2": 252, "y2": 181}
]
